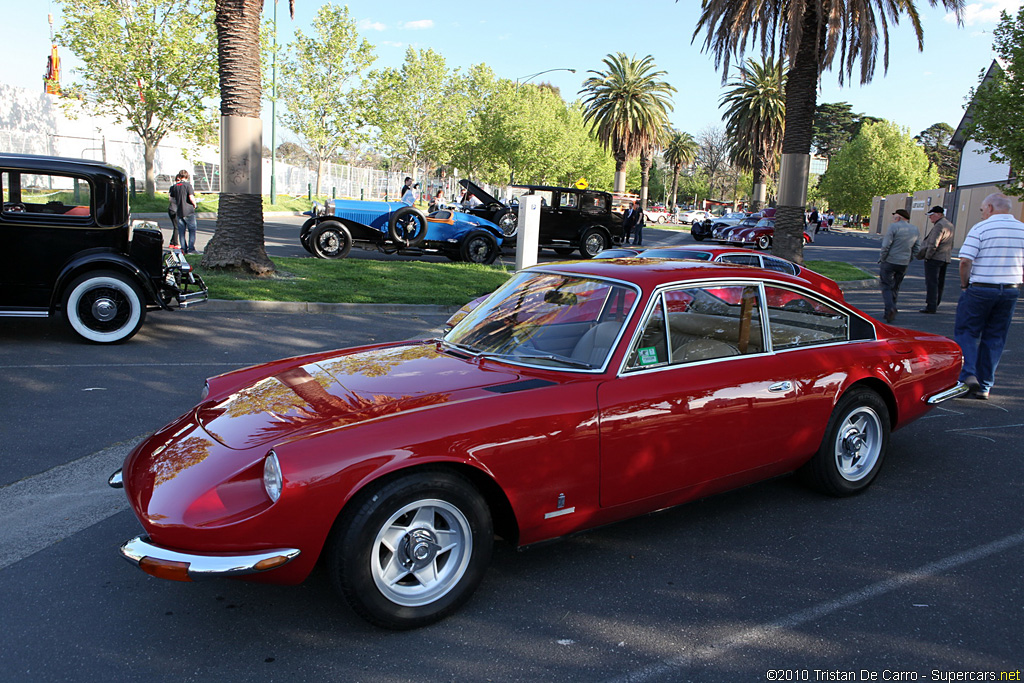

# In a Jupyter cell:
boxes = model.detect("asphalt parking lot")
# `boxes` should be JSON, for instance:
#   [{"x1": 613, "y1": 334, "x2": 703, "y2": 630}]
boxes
[{"x1": 0, "y1": 225, "x2": 1021, "y2": 682}]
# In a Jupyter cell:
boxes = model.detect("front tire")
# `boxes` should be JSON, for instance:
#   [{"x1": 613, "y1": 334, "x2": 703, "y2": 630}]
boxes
[
  {"x1": 800, "y1": 388, "x2": 890, "y2": 496},
  {"x1": 63, "y1": 270, "x2": 146, "y2": 344},
  {"x1": 460, "y1": 231, "x2": 500, "y2": 264},
  {"x1": 578, "y1": 227, "x2": 609, "y2": 259},
  {"x1": 311, "y1": 221, "x2": 353, "y2": 259},
  {"x1": 757, "y1": 235, "x2": 771, "y2": 250},
  {"x1": 330, "y1": 471, "x2": 493, "y2": 630},
  {"x1": 299, "y1": 217, "x2": 316, "y2": 254},
  {"x1": 494, "y1": 209, "x2": 518, "y2": 239}
]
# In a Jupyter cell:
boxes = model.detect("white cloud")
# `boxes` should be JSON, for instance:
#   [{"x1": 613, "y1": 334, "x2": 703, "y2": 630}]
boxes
[
  {"x1": 381, "y1": 41, "x2": 404, "y2": 48},
  {"x1": 400, "y1": 19, "x2": 434, "y2": 30},
  {"x1": 945, "y1": 0, "x2": 1022, "y2": 25},
  {"x1": 358, "y1": 19, "x2": 386, "y2": 31}
]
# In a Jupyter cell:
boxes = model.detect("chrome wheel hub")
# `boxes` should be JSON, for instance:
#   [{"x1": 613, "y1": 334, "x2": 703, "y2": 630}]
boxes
[
  {"x1": 91, "y1": 297, "x2": 118, "y2": 322},
  {"x1": 835, "y1": 407, "x2": 882, "y2": 481}
]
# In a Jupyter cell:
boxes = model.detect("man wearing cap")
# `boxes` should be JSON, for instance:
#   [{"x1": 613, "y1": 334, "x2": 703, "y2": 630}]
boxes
[
  {"x1": 917, "y1": 205, "x2": 955, "y2": 313},
  {"x1": 954, "y1": 192, "x2": 1024, "y2": 399},
  {"x1": 878, "y1": 208, "x2": 920, "y2": 323}
]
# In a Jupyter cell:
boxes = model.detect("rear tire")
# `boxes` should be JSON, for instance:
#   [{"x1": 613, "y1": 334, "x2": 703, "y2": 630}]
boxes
[
  {"x1": 329, "y1": 471, "x2": 493, "y2": 630},
  {"x1": 460, "y1": 231, "x2": 500, "y2": 264},
  {"x1": 800, "y1": 388, "x2": 890, "y2": 496}
]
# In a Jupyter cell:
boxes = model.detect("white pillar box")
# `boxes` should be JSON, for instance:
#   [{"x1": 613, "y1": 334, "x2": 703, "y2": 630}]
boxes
[{"x1": 515, "y1": 195, "x2": 541, "y2": 271}]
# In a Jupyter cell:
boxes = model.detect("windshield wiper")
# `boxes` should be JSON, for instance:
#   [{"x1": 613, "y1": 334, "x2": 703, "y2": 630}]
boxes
[
  {"x1": 478, "y1": 351, "x2": 594, "y2": 369},
  {"x1": 432, "y1": 338, "x2": 479, "y2": 356}
]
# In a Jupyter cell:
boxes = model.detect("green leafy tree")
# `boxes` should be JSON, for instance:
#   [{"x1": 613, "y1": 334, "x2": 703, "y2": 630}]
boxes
[
  {"x1": 365, "y1": 47, "x2": 463, "y2": 172},
  {"x1": 579, "y1": 52, "x2": 675, "y2": 195},
  {"x1": 818, "y1": 121, "x2": 939, "y2": 216},
  {"x1": 56, "y1": 0, "x2": 219, "y2": 198},
  {"x1": 278, "y1": 4, "x2": 375, "y2": 195},
  {"x1": 663, "y1": 130, "x2": 699, "y2": 210},
  {"x1": 811, "y1": 102, "x2": 881, "y2": 159},
  {"x1": 966, "y1": 8, "x2": 1024, "y2": 195},
  {"x1": 720, "y1": 57, "x2": 787, "y2": 211},
  {"x1": 915, "y1": 122, "x2": 958, "y2": 187},
  {"x1": 694, "y1": 0, "x2": 962, "y2": 263}
]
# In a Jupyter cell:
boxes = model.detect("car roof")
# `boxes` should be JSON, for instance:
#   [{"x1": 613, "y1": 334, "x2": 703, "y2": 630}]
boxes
[
  {"x1": 0, "y1": 152, "x2": 127, "y2": 180},
  {"x1": 510, "y1": 184, "x2": 612, "y2": 198},
  {"x1": 535, "y1": 258, "x2": 827, "y2": 296}
]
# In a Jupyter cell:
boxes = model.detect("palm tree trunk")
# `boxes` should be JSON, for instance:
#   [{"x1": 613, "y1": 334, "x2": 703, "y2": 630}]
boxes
[
  {"x1": 750, "y1": 157, "x2": 766, "y2": 212},
  {"x1": 773, "y1": 2, "x2": 822, "y2": 264},
  {"x1": 613, "y1": 148, "x2": 628, "y2": 194},
  {"x1": 669, "y1": 165, "x2": 680, "y2": 211},
  {"x1": 639, "y1": 150, "x2": 652, "y2": 208},
  {"x1": 203, "y1": 0, "x2": 274, "y2": 275}
]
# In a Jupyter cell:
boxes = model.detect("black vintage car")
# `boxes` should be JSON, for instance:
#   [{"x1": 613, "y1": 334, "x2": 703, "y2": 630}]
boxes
[
  {"x1": 0, "y1": 153, "x2": 207, "y2": 343},
  {"x1": 458, "y1": 180, "x2": 625, "y2": 258}
]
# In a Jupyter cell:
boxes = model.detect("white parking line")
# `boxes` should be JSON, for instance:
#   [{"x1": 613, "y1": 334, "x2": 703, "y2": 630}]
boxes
[
  {"x1": 603, "y1": 528, "x2": 1024, "y2": 683},
  {"x1": 0, "y1": 437, "x2": 143, "y2": 571}
]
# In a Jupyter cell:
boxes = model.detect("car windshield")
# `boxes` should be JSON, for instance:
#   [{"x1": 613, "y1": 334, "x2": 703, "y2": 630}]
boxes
[
  {"x1": 756, "y1": 218, "x2": 773, "y2": 228},
  {"x1": 444, "y1": 271, "x2": 638, "y2": 370}
]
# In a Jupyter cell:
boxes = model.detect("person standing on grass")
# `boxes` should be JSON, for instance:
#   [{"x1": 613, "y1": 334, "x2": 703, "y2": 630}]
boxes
[{"x1": 954, "y1": 193, "x2": 1024, "y2": 400}]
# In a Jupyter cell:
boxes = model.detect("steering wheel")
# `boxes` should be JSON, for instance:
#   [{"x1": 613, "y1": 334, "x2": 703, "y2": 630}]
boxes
[{"x1": 3, "y1": 202, "x2": 26, "y2": 213}]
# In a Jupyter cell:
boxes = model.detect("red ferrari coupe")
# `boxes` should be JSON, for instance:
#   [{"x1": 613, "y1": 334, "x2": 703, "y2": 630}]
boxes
[{"x1": 111, "y1": 260, "x2": 966, "y2": 629}]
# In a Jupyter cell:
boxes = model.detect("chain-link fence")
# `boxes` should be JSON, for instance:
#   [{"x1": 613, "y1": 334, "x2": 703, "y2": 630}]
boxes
[{"x1": 1, "y1": 127, "x2": 479, "y2": 203}]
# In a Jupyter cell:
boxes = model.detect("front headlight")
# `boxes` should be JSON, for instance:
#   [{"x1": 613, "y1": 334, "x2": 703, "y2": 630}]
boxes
[
  {"x1": 263, "y1": 451, "x2": 283, "y2": 503},
  {"x1": 325, "y1": 199, "x2": 335, "y2": 215}
]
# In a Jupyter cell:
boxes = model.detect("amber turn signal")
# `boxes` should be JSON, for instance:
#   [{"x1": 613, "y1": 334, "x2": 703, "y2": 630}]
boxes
[
  {"x1": 139, "y1": 556, "x2": 192, "y2": 582},
  {"x1": 253, "y1": 555, "x2": 291, "y2": 572}
]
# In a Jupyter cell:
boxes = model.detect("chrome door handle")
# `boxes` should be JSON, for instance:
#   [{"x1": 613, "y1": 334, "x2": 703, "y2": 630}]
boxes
[{"x1": 768, "y1": 381, "x2": 792, "y2": 392}]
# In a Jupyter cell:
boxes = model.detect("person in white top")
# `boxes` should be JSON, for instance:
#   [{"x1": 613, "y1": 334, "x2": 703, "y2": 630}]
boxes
[
  {"x1": 953, "y1": 192, "x2": 1024, "y2": 399},
  {"x1": 401, "y1": 182, "x2": 418, "y2": 206}
]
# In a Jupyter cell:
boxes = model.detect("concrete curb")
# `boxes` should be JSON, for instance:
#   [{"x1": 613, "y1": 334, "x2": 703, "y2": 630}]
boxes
[{"x1": 201, "y1": 299, "x2": 460, "y2": 316}]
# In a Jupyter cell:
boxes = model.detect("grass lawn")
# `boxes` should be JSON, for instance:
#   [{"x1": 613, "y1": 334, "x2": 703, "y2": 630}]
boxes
[
  {"x1": 189, "y1": 255, "x2": 512, "y2": 306},
  {"x1": 189, "y1": 253, "x2": 873, "y2": 307},
  {"x1": 805, "y1": 260, "x2": 874, "y2": 281}
]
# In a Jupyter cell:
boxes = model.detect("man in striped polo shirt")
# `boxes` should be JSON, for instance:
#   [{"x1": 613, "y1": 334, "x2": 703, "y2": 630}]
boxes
[{"x1": 954, "y1": 193, "x2": 1024, "y2": 399}]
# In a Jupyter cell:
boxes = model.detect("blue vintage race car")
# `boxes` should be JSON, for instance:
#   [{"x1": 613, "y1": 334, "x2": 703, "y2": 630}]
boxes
[{"x1": 299, "y1": 199, "x2": 504, "y2": 264}]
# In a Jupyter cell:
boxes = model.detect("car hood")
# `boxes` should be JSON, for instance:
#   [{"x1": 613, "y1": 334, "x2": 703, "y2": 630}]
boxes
[
  {"x1": 458, "y1": 179, "x2": 503, "y2": 207},
  {"x1": 195, "y1": 343, "x2": 521, "y2": 450}
]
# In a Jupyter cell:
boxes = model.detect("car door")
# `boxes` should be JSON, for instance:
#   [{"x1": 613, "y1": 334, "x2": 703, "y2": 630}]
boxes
[
  {"x1": 597, "y1": 282, "x2": 806, "y2": 507},
  {"x1": 0, "y1": 168, "x2": 108, "y2": 308}
]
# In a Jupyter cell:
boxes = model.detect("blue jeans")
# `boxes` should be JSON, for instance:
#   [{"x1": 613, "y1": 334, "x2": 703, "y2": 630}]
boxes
[
  {"x1": 177, "y1": 214, "x2": 198, "y2": 253},
  {"x1": 954, "y1": 285, "x2": 1020, "y2": 392},
  {"x1": 633, "y1": 223, "x2": 644, "y2": 246}
]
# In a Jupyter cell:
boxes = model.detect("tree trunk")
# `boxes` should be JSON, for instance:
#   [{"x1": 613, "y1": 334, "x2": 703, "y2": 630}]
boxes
[
  {"x1": 669, "y1": 165, "x2": 680, "y2": 211},
  {"x1": 613, "y1": 146, "x2": 628, "y2": 193},
  {"x1": 773, "y1": 2, "x2": 822, "y2": 264},
  {"x1": 203, "y1": 0, "x2": 274, "y2": 275},
  {"x1": 639, "y1": 150, "x2": 652, "y2": 209},
  {"x1": 143, "y1": 138, "x2": 157, "y2": 199},
  {"x1": 750, "y1": 157, "x2": 766, "y2": 212}
]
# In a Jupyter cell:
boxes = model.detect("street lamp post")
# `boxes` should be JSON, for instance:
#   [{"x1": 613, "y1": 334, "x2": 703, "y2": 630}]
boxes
[{"x1": 270, "y1": 0, "x2": 278, "y2": 205}]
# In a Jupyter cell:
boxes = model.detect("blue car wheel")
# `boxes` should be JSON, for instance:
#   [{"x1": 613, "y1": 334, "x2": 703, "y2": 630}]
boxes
[
  {"x1": 388, "y1": 207, "x2": 428, "y2": 247},
  {"x1": 311, "y1": 221, "x2": 353, "y2": 259}
]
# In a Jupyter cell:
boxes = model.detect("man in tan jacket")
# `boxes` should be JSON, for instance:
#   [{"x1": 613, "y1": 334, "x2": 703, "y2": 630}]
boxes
[{"x1": 917, "y1": 205, "x2": 954, "y2": 313}]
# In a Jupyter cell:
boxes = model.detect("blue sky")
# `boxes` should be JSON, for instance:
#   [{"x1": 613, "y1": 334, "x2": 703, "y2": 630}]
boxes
[{"x1": 6, "y1": 0, "x2": 1022, "y2": 146}]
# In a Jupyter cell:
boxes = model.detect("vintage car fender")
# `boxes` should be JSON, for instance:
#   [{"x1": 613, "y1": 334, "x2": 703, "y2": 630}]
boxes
[{"x1": 49, "y1": 249, "x2": 161, "y2": 313}]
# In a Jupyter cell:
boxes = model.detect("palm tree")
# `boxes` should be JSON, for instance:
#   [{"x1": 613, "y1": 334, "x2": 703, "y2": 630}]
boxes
[
  {"x1": 694, "y1": 0, "x2": 963, "y2": 262},
  {"x1": 638, "y1": 126, "x2": 669, "y2": 208},
  {"x1": 663, "y1": 130, "x2": 699, "y2": 211},
  {"x1": 720, "y1": 57, "x2": 786, "y2": 212},
  {"x1": 578, "y1": 53, "x2": 675, "y2": 194},
  {"x1": 202, "y1": 0, "x2": 282, "y2": 275}
]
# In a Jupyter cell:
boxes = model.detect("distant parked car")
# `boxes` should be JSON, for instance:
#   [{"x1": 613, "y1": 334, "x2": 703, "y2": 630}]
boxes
[
  {"x1": 300, "y1": 198, "x2": 503, "y2": 264},
  {"x1": 0, "y1": 153, "x2": 207, "y2": 343},
  {"x1": 729, "y1": 210, "x2": 812, "y2": 250},
  {"x1": 679, "y1": 209, "x2": 713, "y2": 225},
  {"x1": 644, "y1": 206, "x2": 673, "y2": 224}
]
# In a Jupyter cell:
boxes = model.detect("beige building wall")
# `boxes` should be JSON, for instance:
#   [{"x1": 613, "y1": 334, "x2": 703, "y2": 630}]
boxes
[
  {"x1": 872, "y1": 193, "x2": 911, "y2": 235},
  {"x1": 953, "y1": 185, "x2": 1024, "y2": 251},
  {"x1": 870, "y1": 196, "x2": 886, "y2": 235},
  {"x1": 909, "y1": 189, "x2": 946, "y2": 238}
]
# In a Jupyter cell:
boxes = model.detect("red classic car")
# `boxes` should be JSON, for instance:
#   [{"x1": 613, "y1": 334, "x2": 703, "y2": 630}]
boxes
[{"x1": 111, "y1": 260, "x2": 967, "y2": 629}]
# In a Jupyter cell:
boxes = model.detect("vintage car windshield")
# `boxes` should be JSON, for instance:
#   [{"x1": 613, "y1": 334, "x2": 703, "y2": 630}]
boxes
[{"x1": 444, "y1": 271, "x2": 638, "y2": 369}]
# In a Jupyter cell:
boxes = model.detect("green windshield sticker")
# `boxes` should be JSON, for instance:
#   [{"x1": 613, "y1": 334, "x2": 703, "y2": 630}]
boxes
[{"x1": 638, "y1": 347, "x2": 659, "y2": 365}]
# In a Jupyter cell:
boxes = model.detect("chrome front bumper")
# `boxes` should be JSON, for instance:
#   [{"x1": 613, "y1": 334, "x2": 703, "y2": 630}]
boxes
[
  {"x1": 119, "y1": 535, "x2": 301, "y2": 580},
  {"x1": 926, "y1": 382, "x2": 970, "y2": 404}
]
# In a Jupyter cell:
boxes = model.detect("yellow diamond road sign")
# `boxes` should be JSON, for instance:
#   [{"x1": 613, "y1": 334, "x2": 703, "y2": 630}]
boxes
[{"x1": 574, "y1": 177, "x2": 588, "y2": 190}]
